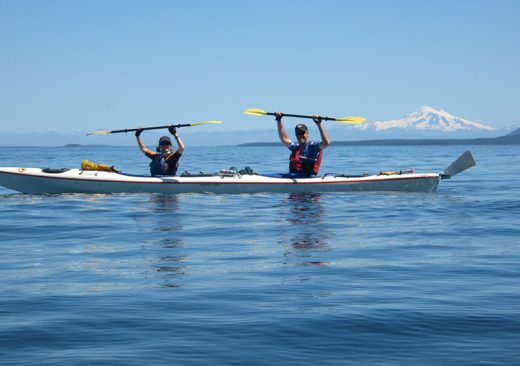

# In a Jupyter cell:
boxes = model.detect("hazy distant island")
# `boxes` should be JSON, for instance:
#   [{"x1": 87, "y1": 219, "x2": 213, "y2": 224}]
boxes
[{"x1": 63, "y1": 144, "x2": 112, "y2": 148}]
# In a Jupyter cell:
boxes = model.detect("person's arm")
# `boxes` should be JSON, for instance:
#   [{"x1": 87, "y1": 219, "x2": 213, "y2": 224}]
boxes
[
  {"x1": 169, "y1": 126, "x2": 185, "y2": 154},
  {"x1": 314, "y1": 115, "x2": 331, "y2": 150},
  {"x1": 275, "y1": 112, "x2": 292, "y2": 147},
  {"x1": 135, "y1": 128, "x2": 154, "y2": 155}
]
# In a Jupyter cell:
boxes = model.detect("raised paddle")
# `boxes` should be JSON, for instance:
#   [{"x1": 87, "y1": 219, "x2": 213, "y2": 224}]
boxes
[
  {"x1": 244, "y1": 108, "x2": 366, "y2": 124},
  {"x1": 87, "y1": 121, "x2": 223, "y2": 136}
]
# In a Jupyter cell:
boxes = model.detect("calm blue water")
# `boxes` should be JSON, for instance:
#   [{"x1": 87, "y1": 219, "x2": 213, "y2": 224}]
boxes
[{"x1": 1, "y1": 145, "x2": 519, "y2": 365}]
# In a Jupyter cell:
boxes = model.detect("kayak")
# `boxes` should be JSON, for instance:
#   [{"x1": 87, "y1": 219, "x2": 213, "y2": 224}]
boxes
[
  {"x1": 0, "y1": 167, "x2": 442, "y2": 194},
  {"x1": 0, "y1": 151, "x2": 475, "y2": 195}
]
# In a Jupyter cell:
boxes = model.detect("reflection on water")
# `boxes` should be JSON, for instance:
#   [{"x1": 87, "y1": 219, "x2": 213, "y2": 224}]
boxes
[
  {"x1": 146, "y1": 194, "x2": 183, "y2": 234},
  {"x1": 148, "y1": 193, "x2": 181, "y2": 212},
  {"x1": 280, "y1": 193, "x2": 331, "y2": 267},
  {"x1": 278, "y1": 193, "x2": 334, "y2": 305},
  {"x1": 143, "y1": 194, "x2": 188, "y2": 288},
  {"x1": 155, "y1": 237, "x2": 187, "y2": 288},
  {"x1": 135, "y1": 192, "x2": 336, "y2": 289}
]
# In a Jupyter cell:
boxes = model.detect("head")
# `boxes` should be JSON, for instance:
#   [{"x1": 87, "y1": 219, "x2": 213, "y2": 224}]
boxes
[
  {"x1": 158, "y1": 136, "x2": 172, "y2": 152},
  {"x1": 294, "y1": 124, "x2": 309, "y2": 144}
]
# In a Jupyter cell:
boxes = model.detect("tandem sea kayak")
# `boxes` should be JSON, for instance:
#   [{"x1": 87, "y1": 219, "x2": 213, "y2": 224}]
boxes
[{"x1": 0, "y1": 151, "x2": 475, "y2": 195}]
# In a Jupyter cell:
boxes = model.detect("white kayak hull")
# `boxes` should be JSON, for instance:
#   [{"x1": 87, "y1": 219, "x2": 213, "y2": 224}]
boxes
[{"x1": 0, "y1": 167, "x2": 441, "y2": 194}]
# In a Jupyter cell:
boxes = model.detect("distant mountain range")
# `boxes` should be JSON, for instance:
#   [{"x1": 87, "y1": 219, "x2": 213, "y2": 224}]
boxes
[{"x1": 0, "y1": 107, "x2": 517, "y2": 146}]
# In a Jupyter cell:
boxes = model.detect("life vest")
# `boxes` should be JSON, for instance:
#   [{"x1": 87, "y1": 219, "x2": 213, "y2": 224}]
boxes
[
  {"x1": 289, "y1": 142, "x2": 322, "y2": 176},
  {"x1": 149, "y1": 152, "x2": 171, "y2": 176}
]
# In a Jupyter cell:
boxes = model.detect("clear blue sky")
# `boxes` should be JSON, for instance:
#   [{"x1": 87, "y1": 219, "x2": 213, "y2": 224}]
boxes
[{"x1": 1, "y1": 0, "x2": 519, "y2": 134}]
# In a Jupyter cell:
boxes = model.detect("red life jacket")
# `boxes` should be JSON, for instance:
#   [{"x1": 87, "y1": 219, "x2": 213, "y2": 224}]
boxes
[{"x1": 289, "y1": 143, "x2": 323, "y2": 176}]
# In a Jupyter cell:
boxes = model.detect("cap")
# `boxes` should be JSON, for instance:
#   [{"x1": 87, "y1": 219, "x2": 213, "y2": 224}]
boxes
[
  {"x1": 159, "y1": 136, "x2": 172, "y2": 145},
  {"x1": 295, "y1": 124, "x2": 308, "y2": 133}
]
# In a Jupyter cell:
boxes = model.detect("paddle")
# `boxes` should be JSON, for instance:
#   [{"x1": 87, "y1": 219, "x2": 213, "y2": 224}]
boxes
[
  {"x1": 244, "y1": 108, "x2": 366, "y2": 124},
  {"x1": 441, "y1": 151, "x2": 476, "y2": 179},
  {"x1": 87, "y1": 121, "x2": 223, "y2": 135}
]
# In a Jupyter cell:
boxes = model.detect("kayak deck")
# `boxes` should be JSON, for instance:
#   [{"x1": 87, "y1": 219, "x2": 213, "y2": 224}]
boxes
[{"x1": 0, "y1": 167, "x2": 441, "y2": 194}]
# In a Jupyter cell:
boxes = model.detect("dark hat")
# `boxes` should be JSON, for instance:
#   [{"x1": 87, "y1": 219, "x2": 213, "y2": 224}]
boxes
[
  {"x1": 159, "y1": 136, "x2": 172, "y2": 145},
  {"x1": 295, "y1": 124, "x2": 308, "y2": 133}
]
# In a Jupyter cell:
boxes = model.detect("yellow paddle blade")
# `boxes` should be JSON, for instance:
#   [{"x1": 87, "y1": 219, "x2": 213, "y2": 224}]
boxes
[
  {"x1": 189, "y1": 120, "x2": 223, "y2": 126},
  {"x1": 86, "y1": 130, "x2": 112, "y2": 135},
  {"x1": 335, "y1": 116, "x2": 366, "y2": 124},
  {"x1": 244, "y1": 108, "x2": 268, "y2": 116}
]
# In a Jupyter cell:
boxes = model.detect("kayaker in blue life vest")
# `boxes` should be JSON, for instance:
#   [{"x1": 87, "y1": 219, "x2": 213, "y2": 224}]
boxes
[
  {"x1": 275, "y1": 112, "x2": 331, "y2": 177},
  {"x1": 135, "y1": 126, "x2": 185, "y2": 176}
]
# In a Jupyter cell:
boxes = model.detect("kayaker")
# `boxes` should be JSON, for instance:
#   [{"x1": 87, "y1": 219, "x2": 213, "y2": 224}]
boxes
[
  {"x1": 275, "y1": 112, "x2": 331, "y2": 177},
  {"x1": 135, "y1": 126, "x2": 185, "y2": 176}
]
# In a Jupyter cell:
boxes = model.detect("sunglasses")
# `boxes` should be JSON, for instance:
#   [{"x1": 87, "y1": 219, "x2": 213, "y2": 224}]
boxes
[
  {"x1": 160, "y1": 141, "x2": 171, "y2": 145},
  {"x1": 295, "y1": 132, "x2": 306, "y2": 137}
]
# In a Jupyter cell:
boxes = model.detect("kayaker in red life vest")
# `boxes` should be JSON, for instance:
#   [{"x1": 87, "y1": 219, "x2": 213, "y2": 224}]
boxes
[
  {"x1": 135, "y1": 126, "x2": 185, "y2": 176},
  {"x1": 275, "y1": 112, "x2": 331, "y2": 177}
]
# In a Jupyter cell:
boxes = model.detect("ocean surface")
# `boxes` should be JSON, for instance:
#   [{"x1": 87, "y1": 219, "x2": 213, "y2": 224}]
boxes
[{"x1": 1, "y1": 144, "x2": 519, "y2": 365}]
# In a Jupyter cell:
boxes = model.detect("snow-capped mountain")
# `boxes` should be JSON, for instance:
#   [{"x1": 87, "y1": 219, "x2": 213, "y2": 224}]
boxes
[{"x1": 373, "y1": 106, "x2": 495, "y2": 132}]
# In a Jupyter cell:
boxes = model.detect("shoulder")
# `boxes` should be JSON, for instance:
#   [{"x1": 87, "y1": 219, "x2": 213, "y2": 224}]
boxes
[
  {"x1": 166, "y1": 150, "x2": 182, "y2": 160},
  {"x1": 288, "y1": 142, "x2": 300, "y2": 151},
  {"x1": 308, "y1": 140, "x2": 321, "y2": 147},
  {"x1": 308, "y1": 141, "x2": 322, "y2": 150},
  {"x1": 145, "y1": 151, "x2": 156, "y2": 159}
]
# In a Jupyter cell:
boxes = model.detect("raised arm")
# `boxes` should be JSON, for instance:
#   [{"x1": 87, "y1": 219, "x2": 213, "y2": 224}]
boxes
[
  {"x1": 135, "y1": 128, "x2": 154, "y2": 155},
  {"x1": 275, "y1": 112, "x2": 292, "y2": 147},
  {"x1": 169, "y1": 126, "x2": 185, "y2": 154},
  {"x1": 314, "y1": 115, "x2": 331, "y2": 150}
]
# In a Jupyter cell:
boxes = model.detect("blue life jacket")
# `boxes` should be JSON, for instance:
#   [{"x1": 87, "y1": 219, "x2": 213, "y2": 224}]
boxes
[{"x1": 149, "y1": 152, "x2": 169, "y2": 176}]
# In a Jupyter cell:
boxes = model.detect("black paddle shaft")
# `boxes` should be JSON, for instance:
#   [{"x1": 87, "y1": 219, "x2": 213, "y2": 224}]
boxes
[
  {"x1": 109, "y1": 123, "x2": 193, "y2": 134},
  {"x1": 265, "y1": 112, "x2": 337, "y2": 121}
]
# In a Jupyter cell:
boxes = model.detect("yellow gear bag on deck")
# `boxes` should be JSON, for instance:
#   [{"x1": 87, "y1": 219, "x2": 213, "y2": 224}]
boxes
[{"x1": 81, "y1": 160, "x2": 120, "y2": 172}]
